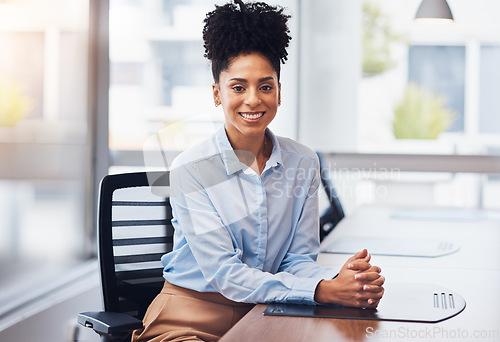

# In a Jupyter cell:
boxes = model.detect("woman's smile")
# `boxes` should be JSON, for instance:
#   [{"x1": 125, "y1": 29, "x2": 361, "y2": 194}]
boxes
[{"x1": 239, "y1": 111, "x2": 265, "y2": 121}]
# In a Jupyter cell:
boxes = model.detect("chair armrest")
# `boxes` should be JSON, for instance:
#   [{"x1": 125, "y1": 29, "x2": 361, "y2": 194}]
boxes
[{"x1": 78, "y1": 311, "x2": 143, "y2": 336}]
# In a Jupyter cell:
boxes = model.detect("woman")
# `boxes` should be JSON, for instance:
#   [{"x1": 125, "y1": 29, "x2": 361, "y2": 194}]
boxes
[{"x1": 132, "y1": 1, "x2": 384, "y2": 341}]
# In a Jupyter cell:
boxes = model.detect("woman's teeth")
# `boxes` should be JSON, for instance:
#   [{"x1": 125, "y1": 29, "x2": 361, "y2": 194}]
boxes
[{"x1": 240, "y1": 112, "x2": 264, "y2": 120}]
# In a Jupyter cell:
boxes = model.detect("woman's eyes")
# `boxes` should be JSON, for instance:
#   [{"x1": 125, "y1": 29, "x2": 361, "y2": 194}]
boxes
[{"x1": 231, "y1": 85, "x2": 273, "y2": 92}]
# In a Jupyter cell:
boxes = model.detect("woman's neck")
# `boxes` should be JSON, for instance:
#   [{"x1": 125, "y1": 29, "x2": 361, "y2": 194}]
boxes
[{"x1": 226, "y1": 129, "x2": 271, "y2": 174}]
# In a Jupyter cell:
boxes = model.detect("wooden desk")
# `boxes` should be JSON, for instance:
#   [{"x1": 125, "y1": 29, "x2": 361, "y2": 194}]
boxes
[{"x1": 220, "y1": 205, "x2": 500, "y2": 342}]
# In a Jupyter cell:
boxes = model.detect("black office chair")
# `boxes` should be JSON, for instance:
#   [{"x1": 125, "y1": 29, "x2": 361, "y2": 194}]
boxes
[
  {"x1": 78, "y1": 171, "x2": 173, "y2": 342},
  {"x1": 317, "y1": 152, "x2": 345, "y2": 242}
]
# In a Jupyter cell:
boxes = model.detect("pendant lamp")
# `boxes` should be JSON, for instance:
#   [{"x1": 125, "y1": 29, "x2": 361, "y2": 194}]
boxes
[{"x1": 415, "y1": 0, "x2": 454, "y2": 23}]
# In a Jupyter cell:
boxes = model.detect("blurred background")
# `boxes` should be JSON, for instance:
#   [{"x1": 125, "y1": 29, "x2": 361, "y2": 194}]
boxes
[{"x1": 0, "y1": 0, "x2": 499, "y2": 340}]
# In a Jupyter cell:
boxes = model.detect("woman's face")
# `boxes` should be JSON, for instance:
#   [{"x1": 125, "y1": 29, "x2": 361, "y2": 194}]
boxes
[{"x1": 213, "y1": 52, "x2": 281, "y2": 142}]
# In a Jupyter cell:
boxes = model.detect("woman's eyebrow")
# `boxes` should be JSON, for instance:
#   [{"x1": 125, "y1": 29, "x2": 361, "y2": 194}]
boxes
[
  {"x1": 228, "y1": 76, "x2": 275, "y2": 83},
  {"x1": 258, "y1": 76, "x2": 274, "y2": 82},
  {"x1": 228, "y1": 78, "x2": 248, "y2": 83}
]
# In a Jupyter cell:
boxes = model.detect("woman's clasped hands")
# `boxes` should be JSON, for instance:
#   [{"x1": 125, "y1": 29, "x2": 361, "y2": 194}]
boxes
[{"x1": 314, "y1": 249, "x2": 385, "y2": 308}]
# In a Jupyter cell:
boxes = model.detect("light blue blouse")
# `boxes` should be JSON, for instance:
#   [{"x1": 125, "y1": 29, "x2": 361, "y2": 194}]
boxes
[{"x1": 162, "y1": 125, "x2": 337, "y2": 304}]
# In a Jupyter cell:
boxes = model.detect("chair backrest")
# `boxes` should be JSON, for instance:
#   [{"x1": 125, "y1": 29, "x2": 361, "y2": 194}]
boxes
[
  {"x1": 317, "y1": 153, "x2": 345, "y2": 241},
  {"x1": 98, "y1": 171, "x2": 173, "y2": 320}
]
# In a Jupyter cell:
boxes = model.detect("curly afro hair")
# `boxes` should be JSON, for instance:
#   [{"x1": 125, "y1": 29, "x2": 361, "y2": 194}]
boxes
[{"x1": 202, "y1": 0, "x2": 292, "y2": 83}]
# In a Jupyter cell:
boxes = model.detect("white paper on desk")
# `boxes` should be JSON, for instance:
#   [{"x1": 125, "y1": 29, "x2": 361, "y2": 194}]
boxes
[
  {"x1": 321, "y1": 236, "x2": 459, "y2": 258},
  {"x1": 390, "y1": 208, "x2": 485, "y2": 221}
]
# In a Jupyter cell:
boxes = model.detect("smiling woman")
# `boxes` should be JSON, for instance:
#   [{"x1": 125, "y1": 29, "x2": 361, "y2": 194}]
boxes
[{"x1": 130, "y1": 1, "x2": 384, "y2": 342}]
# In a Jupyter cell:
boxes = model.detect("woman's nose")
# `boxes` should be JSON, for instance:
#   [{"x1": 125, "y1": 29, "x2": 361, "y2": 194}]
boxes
[{"x1": 244, "y1": 89, "x2": 261, "y2": 107}]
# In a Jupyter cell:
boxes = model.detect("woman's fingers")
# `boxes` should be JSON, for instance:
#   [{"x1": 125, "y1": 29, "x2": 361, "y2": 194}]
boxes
[
  {"x1": 369, "y1": 286, "x2": 385, "y2": 304},
  {"x1": 362, "y1": 283, "x2": 384, "y2": 293},
  {"x1": 363, "y1": 286, "x2": 384, "y2": 302},
  {"x1": 346, "y1": 249, "x2": 368, "y2": 263},
  {"x1": 325, "y1": 254, "x2": 386, "y2": 309},
  {"x1": 316, "y1": 267, "x2": 385, "y2": 309},
  {"x1": 347, "y1": 259, "x2": 372, "y2": 271},
  {"x1": 367, "y1": 275, "x2": 385, "y2": 286},
  {"x1": 354, "y1": 271, "x2": 382, "y2": 282},
  {"x1": 351, "y1": 286, "x2": 384, "y2": 308},
  {"x1": 366, "y1": 265, "x2": 382, "y2": 274},
  {"x1": 366, "y1": 298, "x2": 381, "y2": 308}
]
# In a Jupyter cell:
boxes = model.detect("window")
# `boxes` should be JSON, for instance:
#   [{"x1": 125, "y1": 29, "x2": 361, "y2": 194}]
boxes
[
  {"x1": 357, "y1": 0, "x2": 500, "y2": 152},
  {"x1": 0, "y1": 0, "x2": 91, "y2": 315},
  {"x1": 108, "y1": 0, "x2": 500, "y2": 214},
  {"x1": 408, "y1": 45, "x2": 466, "y2": 132}
]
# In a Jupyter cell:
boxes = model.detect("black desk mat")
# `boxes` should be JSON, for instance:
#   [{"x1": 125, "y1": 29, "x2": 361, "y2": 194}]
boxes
[
  {"x1": 321, "y1": 237, "x2": 460, "y2": 258},
  {"x1": 263, "y1": 283, "x2": 466, "y2": 323}
]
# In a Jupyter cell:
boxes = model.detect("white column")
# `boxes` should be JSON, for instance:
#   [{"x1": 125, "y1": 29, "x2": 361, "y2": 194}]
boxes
[{"x1": 298, "y1": 0, "x2": 360, "y2": 151}]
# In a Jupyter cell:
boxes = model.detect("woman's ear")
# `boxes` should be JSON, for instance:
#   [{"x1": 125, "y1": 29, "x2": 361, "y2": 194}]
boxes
[
  {"x1": 212, "y1": 83, "x2": 221, "y2": 107},
  {"x1": 278, "y1": 82, "x2": 281, "y2": 106}
]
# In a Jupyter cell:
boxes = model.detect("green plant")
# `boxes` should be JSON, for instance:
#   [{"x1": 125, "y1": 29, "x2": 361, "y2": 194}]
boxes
[
  {"x1": 0, "y1": 77, "x2": 32, "y2": 127},
  {"x1": 362, "y1": 0, "x2": 402, "y2": 77},
  {"x1": 392, "y1": 83, "x2": 455, "y2": 139}
]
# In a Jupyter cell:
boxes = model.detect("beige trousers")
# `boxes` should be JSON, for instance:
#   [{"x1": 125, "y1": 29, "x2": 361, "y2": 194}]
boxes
[{"x1": 131, "y1": 281, "x2": 255, "y2": 342}]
